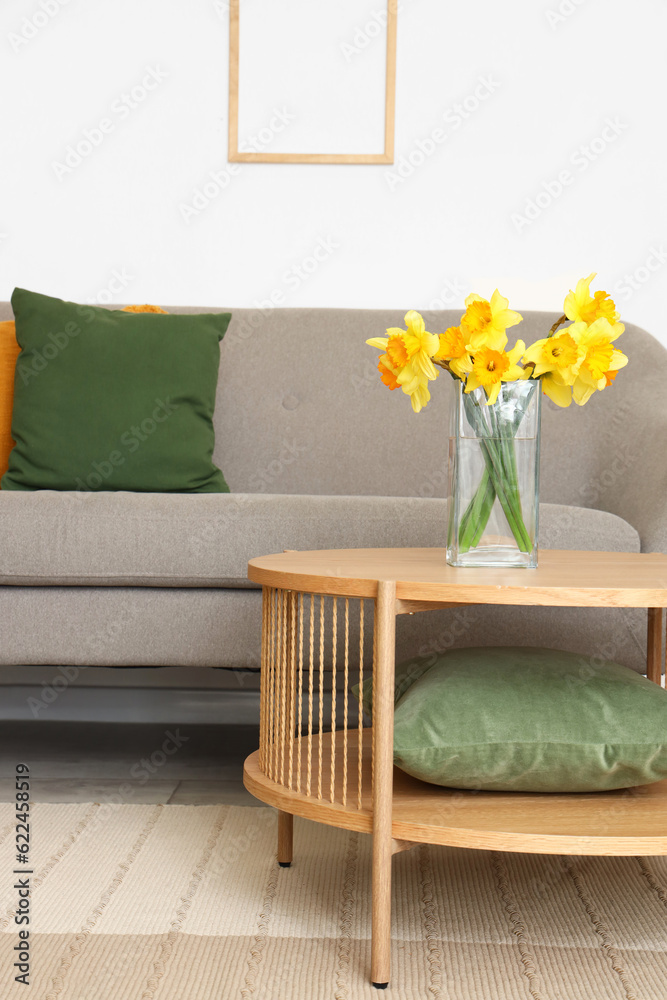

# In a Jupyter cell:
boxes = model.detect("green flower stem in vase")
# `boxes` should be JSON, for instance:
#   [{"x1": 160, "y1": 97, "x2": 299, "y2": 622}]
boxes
[{"x1": 447, "y1": 380, "x2": 541, "y2": 568}]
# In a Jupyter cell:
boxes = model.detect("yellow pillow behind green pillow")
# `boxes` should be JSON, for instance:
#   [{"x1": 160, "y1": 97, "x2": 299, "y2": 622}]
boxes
[{"x1": 0, "y1": 320, "x2": 21, "y2": 483}]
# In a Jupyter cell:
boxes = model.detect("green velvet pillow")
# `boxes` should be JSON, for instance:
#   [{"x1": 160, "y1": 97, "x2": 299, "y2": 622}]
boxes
[
  {"x1": 1, "y1": 288, "x2": 231, "y2": 494},
  {"x1": 363, "y1": 647, "x2": 667, "y2": 793}
]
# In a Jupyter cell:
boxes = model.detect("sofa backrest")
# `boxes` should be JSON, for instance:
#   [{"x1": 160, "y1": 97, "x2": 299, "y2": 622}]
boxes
[{"x1": 1, "y1": 301, "x2": 665, "y2": 537}]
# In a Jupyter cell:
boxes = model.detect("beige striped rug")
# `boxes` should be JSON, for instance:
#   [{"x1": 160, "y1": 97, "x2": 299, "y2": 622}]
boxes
[{"x1": 1, "y1": 803, "x2": 666, "y2": 999}]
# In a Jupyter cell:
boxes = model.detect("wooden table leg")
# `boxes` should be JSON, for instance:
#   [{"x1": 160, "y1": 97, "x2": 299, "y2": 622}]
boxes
[
  {"x1": 647, "y1": 608, "x2": 664, "y2": 685},
  {"x1": 277, "y1": 810, "x2": 293, "y2": 867},
  {"x1": 371, "y1": 580, "x2": 396, "y2": 989}
]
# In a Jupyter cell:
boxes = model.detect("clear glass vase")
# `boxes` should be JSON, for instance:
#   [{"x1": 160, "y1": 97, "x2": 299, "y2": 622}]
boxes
[{"x1": 447, "y1": 379, "x2": 541, "y2": 568}]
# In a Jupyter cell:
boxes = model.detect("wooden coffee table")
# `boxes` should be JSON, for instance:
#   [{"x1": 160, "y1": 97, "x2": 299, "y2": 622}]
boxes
[{"x1": 244, "y1": 548, "x2": 667, "y2": 988}]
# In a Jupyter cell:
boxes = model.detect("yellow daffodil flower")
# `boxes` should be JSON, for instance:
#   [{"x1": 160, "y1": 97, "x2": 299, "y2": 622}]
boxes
[
  {"x1": 434, "y1": 326, "x2": 473, "y2": 380},
  {"x1": 464, "y1": 340, "x2": 527, "y2": 405},
  {"x1": 568, "y1": 317, "x2": 628, "y2": 405},
  {"x1": 522, "y1": 328, "x2": 584, "y2": 408},
  {"x1": 572, "y1": 350, "x2": 628, "y2": 405},
  {"x1": 522, "y1": 330, "x2": 580, "y2": 378},
  {"x1": 460, "y1": 290, "x2": 523, "y2": 352},
  {"x1": 564, "y1": 273, "x2": 624, "y2": 339},
  {"x1": 366, "y1": 311, "x2": 440, "y2": 410},
  {"x1": 366, "y1": 312, "x2": 439, "y2": 373}
]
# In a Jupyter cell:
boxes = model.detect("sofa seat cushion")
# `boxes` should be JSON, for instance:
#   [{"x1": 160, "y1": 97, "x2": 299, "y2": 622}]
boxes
[{"x1": 0, "y1": 491, "x2": 640, "y2": 588}]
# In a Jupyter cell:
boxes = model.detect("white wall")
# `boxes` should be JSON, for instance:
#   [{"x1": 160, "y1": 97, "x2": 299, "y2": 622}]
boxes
[{"x1": 1, "y1": 0, "x2": 666, "y2": 344}]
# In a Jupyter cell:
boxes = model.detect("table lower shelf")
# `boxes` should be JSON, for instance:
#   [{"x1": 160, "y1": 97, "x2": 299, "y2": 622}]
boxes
[{"x1": 244, "y1": 730, "x2": 667, "y2": 856}]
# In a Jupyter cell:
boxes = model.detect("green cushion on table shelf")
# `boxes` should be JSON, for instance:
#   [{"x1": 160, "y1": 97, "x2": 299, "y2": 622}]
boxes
[
  {"x1": 1, "y1": 288, "x2": 231, "y2": 493},
  {"x1": 358, "y1": 646, "x2": 667, "y2": 793}
]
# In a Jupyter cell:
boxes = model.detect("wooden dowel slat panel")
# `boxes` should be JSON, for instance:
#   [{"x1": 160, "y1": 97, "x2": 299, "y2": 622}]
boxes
[
  {"x1": 358, "y1": 598, "x2": 365, "y2": 811},
  {"x1": 307, "y1": 594, "x2": 315, "y2": 798},
  {"x1": 259, "y1": 589, "x2": 372, "y2": 812}
]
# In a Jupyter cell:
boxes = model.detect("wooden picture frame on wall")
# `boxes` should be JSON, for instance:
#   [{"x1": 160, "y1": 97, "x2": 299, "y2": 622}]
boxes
[{"x1": 228, "y1": 0, "x2": 397, "y2": 164}]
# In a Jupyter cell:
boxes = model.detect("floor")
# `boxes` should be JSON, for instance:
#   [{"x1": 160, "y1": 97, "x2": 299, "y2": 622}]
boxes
[{"x1": 0, "y1": 722, "x2": 262, "y2": 805}]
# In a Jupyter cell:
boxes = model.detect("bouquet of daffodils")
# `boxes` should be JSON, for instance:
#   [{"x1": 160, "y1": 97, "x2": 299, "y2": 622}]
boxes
[
  {"x1": 366, "y1": 274, "x2": 628, "y2": 555},
  {"x1": 367, "y1": 274, "x2": 627, "y2": 412}
]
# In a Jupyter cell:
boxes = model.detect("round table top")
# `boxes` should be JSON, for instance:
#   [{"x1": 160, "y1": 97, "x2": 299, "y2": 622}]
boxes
[{"x1": 247, "y1": 547, "x2": 667, "y2": 607}]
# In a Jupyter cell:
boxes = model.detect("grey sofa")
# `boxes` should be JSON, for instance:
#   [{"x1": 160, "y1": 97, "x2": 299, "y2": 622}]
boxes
[{"x1": 0, "y1": 304, "x2": 664, "y2": 678}]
